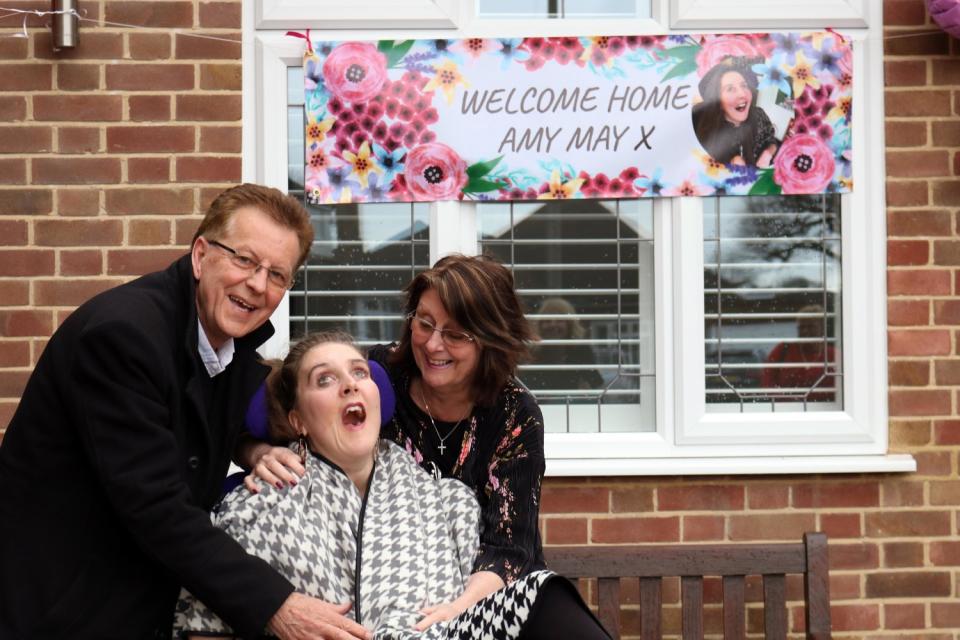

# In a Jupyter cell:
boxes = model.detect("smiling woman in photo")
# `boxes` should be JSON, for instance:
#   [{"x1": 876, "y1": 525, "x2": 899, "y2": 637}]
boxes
[{"x1": 692, "y1": 56, "x2": 781, "y2": 168}]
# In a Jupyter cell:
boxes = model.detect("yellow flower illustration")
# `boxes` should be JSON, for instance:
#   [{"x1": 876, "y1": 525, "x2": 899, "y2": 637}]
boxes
[
  {"x1": 306, "y1": 114, "x2": 335, "y2": 146},
  {"x1": 342, "y1": 141, "x2": 382, "y2": 189},
  {"x1": 537, "y1": 169, "x2": 585, "y2": 200},
  {"x1": 789, "y1": 51, "x2": 821, "y2": 98},
  {"x1": 325, "y1": 187, "x2": 353, "y2": 204},
  {"x1": 829, "y1": 96, "x2": 852, "y2": 123},
  {"x1": 423, "y1": 60, "x2": 470, "y2": 105},
  {"x1": 695, "y1": 150, "x2": 729, "y2": 178}
]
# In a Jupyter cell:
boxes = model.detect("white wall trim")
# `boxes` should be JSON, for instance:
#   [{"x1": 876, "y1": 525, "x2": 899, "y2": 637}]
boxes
[
  {"x1": 670, "y1": 0, "x2": 868, "y2": 29},
  {"x1": 255, "y1": 0, "x2": 461, "y2": 30}
]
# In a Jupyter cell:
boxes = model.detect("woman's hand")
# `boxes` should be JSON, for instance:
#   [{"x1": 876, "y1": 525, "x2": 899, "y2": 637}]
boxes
[
  {"x1": 730, "y1": 155, "x2": 746, "y2": 166},
  {"x1": 414, "y1": 571, "x2": 505, "y2": 631},
  {"x1": 243, "y1": 445, "x2": 306, "y2": 493},
  {"x1": 757, "y1": 144, "x2": 778, "y2": 168},
  {"x1": 414, "y1": 602, "x2": 465, "y2": 631}
]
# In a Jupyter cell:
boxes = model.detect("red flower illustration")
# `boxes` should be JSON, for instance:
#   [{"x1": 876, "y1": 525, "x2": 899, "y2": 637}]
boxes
[
  {"x1": 774, "y1": 134, "x2": 836, "y2": 194},
  {"x1": 323, "y1": 42, "x2": 388, "y2": 103},
  {"x1": 403, "y1": 143, "x2": 468, "y2": 201},
  {"x1": 696, "y1": 36, "x2": 760, "y2": 76}
]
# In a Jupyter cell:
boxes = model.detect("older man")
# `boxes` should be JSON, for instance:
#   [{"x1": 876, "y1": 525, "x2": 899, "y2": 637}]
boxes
[{"x1": 0, "y1": 184, "x2": 369, "y2": 640}]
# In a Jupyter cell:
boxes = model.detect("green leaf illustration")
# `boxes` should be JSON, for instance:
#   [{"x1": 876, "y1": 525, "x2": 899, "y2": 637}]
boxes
[
  {"x1": 466, "y1": 155, "x2": 503, "y2": 180},
  {"x1": 665, "y1": 45, "x2": 700, "y2": 61},
  {"x1": 378, "y1": 40, "x2": 415, "y2": 68},
  {"x1": 464, "y1": 177, "x2": 505, "y2": 194},
  {"x1": 661, "y1": 59, "x2": 698, "y2": 82},
  {"x1": 748, "y1": 169, "x2": 782, "y2": 195}
]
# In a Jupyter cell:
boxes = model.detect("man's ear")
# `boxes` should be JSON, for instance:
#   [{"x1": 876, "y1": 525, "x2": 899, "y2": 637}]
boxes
[{"x1": 190, "y1": 237, "x2": 207, "y2": 281}]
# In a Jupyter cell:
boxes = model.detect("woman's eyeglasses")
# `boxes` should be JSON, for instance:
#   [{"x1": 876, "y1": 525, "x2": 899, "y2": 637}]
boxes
[
  {"x1": 407, "y1": 313, "x2": 475, "y2": 347},
  {"x1": 207, "y1": 239, "x2": 294, "y2": 291}
]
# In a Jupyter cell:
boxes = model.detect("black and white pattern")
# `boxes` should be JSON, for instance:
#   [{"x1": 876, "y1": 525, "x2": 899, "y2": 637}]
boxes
[{"x1": 175, "y1": 441, "x2": 556, "y2": 639}]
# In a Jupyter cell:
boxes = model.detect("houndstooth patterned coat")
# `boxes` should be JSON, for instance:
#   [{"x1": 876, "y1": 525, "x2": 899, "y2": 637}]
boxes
[{"x1": 175, "y1": 440, "x2": 555, "y2": 639}]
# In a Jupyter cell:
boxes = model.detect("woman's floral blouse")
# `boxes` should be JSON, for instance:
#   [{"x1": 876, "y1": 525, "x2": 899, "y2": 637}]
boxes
[{"x1": 368, "y1": 344, "x2": 546, "y2": 585}]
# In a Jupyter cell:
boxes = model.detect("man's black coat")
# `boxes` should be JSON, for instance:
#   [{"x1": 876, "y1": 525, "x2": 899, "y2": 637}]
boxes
[{"x1": 0, "y1": 255, "x2": 294, "y2": 639}]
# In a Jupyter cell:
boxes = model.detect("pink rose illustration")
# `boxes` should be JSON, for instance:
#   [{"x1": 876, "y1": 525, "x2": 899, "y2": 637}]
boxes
[
  {"x1": 322, "y1": 42, "x2": 388, "y2": 103},
  {"x1": 774, "y1": 134, "x2": 836, "y2": 194},
  {"x1": 696, "y1": 36, "x2": 760, "y2": 76},
  {"x1": 403, "y1": 143, "x2": 468, "y2": 201}
]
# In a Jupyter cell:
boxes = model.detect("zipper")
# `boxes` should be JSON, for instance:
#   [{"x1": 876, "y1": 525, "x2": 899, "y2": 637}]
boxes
[{"x1": 352, "y1": 459, "x2": 376, "y2": 625}]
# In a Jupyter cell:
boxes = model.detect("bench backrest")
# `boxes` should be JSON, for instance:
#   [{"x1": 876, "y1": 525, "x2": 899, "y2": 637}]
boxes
[{"x1": 544, "y1": 531, "x2": 830, "y2": 640}]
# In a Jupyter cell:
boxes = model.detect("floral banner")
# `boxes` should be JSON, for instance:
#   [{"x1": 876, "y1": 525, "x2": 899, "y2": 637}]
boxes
[{"x1": 302, "y1": 32, "x2": 853, "y2": 204}]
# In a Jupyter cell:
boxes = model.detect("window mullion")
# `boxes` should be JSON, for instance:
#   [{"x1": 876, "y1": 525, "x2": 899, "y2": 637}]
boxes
[{"x1": 430, "y1": 201, "x2": 479, "y2": 263}]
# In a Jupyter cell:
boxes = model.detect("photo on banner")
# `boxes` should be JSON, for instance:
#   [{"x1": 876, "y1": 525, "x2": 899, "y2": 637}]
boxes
[{"x1": 300, "y1": 33, "x2": 853, "y2": 204}]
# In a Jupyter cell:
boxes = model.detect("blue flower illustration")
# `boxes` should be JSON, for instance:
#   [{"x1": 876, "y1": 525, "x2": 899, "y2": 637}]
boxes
[
  {"x1": 752, "y1": 54, "x2": 792, "y2": 96},
  {"x1": 771, "y1": 33, "x2": 809, "y2": 65},
  {"x1": 365, "y1": 172, "x2": 388, "y2": 201},
  {"x1": 327, "y1": 166, "x2": 360, "y2": 201},
  {"x1": 634, "y1": 167, "x2": 666, "y2": 196},
  {"x1": 810, "y1": 37, "x2": 841, "y2": 76},
  {"x1": 427, "y1": 39, "x2": 465, "y2": 65},
  {"x1": 496, "y1": 38, "x2": 530, "y2": 70},
  {"x1": 372, "y1": 143, "x2": 405, "y2": 183}
]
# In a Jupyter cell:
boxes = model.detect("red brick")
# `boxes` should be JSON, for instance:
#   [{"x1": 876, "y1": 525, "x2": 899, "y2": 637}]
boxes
[
  {"x1": 889, "y1": 389, "x2": 952, "y2": 416},
  {"x1": 830, "y1": 574, "x2": 861, "y2": 600},
  {"x1": 129, "y1": 219, "x2": 172, "y2": 246},
  {"x1": 930, "y1": 480, "x2": 960, "y2": 505},
  {"x1": 0, "y1": 341, "x2": 30, "y2": 367},
  {"x1": 0, "y1": 127, "x2": 52, "y2": 153},
  {"x1": 658, "y1": 485, "x2": 743, "y2": 511},
  {"x1": 915, "y1": 450, "x2": 953, "y2": 475},
  {"x1": 885, "y1": 30, "x2": 951, "y2": 56},
  {"x1": 933, "y1": 419, "x2": 960, "y2": 445},
  {"x1": 890, "y1": 360, "x2": 929, "y2": 386},
  {"x1": 930, "y1": 540, "x2": 960, "y2": 565},
  {"x1": 931, "y1": 121, "x2": 960, "y2": 147},
  {"x1": 0, "y1": 64, "x2": 52, "y2": 91},
  {"x1": 881, "y1": 479, "x2": 925, "y2": 507},
  {"x1": 831, "y1": 604, "x2": 880, "y2": 632},
  {"x1": 885, "y1": 603, "x2": 926, "y2": 630},
  {"x1": 60, "y1": 249, "x2": 103, "y2": 276},
  {"x1": 746, "y1": 485, "x2": 788, "y2": 509},
  {"x1": 200, "y1": 63, "x2": 241, "y2": 90},
  {"x1": 199, "y1": 126, "x2": 241, "y2": 153},
  {"x1": 888, "y1": 300, "x2": 929, "y2": 326},
  {"x1": 886, "y1": 90, "x2": 952, "y2": 117},
  {"x1": 886, "y1": 181, "x2": 928, "y2": 207},
  {"x1": 886, "y1": 150, "x2": 951, "y2": 177},
  {"x1": 883, "y1": 542, "x2": 924, "y2": 568},
  {"x1": 0, "y1": 221, "x2": 27, "y2": 246},
  {"x1": 889, "y1": 421, "x2": 931, "y2": 449},
  {"x1": 33, "y1": 32, "x2": 123, "y2": 59},
  {"x1": 541, "y1": 486, "x2": 609, "y2": 513},
  {"x1": 0, "y1": 311, "x2": 52, "y2": 337},
  {"x1": 543, "y1": 517, "x2": 587, "y2": 544},
  {"x1": 887, "y1": 210, "x2": 953, "y2": 237},
  {"x1": 935, "y1": 359, "x2": 960, "y2": 384},
  {"x1": 128, "y1": 33, "x2": 171, "y2": 60},
  {"x1": 819, "y1": 513, "x2": 862, "y2": 539},
  {"x1": 728, "y1": 513, "x2": 815, "y2": 541},
  {"x1": 931, "y1": 603, "x2": 960, "y2": 629},
  {"x1": 866, "y1": 510, "x2": 952, "y2": 537},
  {"x1": 106, "y1": 64, "x2": 194, "y2": 91},
  {"x1": 887, "y1": 269, "x2": 951, "y2": 296},
  {"x1": 0, "y1": 250, "x2": 54, "y2": 276},
  {"x1": 105, "y1": 188, "x2": 194, "y2": 215},
  {"x1": 610, "y1": 487, "x2": 654, "y2": 513},
  {"x1": 128, "y1": 157, "x2": 170, "y2": 184},
  {"x1": 106, "y1": 126, "x2": 195, "y2": 153},
  {"x1": 129, "y1": 95, "x2": 172, "y2": 122},
  {"x1": 932, "y1": 59, "x2": 960, "y2": 84},
  {"x1": 0, "y1": 160, "x2": 27, "y2": 185},
  {"x1": 105, "y1": 1, "x2": 194, "y2": 27},
  {"x1": 33, "y1": 158, "x2": 121, "y2": 185},
  {"x1": 0, "y1": 97, "x2": 26, "y2": 121},
  {"x1": 829, "y1": 542, "x2": 878, "y2": 570},
  {"x1": 174, "y1": 32, "x2": 241, "y2": 60},
  {"x1": 35, "y1": 219, "x2": 123, "y2": 247},
  {"x1": 681, "y1": 515, "x2": 724, "y2": 541},
  {"x1": 107, "y1": 248, "x2": 187, "y2": 275},
  {"x1": 0, "y1": 189, "x2": 52, "y2": 215},
  {"x1": 58, "y1": 128, "x2": 101, "y2": 154},
  {"x1": 0, "y1": 370, "x2": 30, "y2": 398},
  {"x1": 176, "y1": 95, "x2": 241, "y2": 121},
  {"x1": 888, "y1": 329, "x2": 951, "y2": 356},
  {"x1": 865, "y1": 570, "x2": 952, "y2": 598},
  {"x1": 175, "y1": 217, "x2": 202, "y2": 245},
  {"x1": 34, "y1": 95, "x2": 123, "y2": 122},
  {"x1": 175, "y1": 156, "x2": 241, "y2": 183},
  {"x1": 0, "y1": 38, "x2": 28, "y2": 59},
  {"x1": 885, "y1": 0, "x2": 928, "y2": 25},
  {"x1": 57, "y1": 189, "x2": 100, "y2": 216},
  {"x1": 884, "y1": 59, "x2": 927, "y2": 86},
  {"x1": 33, "y1": 279, "x2": 122, "y2": 307},
  {"x1": 56, "y1": 64, "x2": 100, "y2": 91},
  {"x1": 933, "y1": 240, "x2": 960, "y2": 266},
  {"x1": 199, "y1": 2, "x2": 241, "y2": 27},
  {"x1": 591, "y1": 516, "x2": 680, "y2": 543},
  {"x1": 885, "y1": 120, "x2": 927, "y2": 147},
  {"x1": 0, "y1": 281, "x2": 29, "y2": 306},
  {"x1": 888, "y1": 240, "x2": 929, "y2": 267},
  {"x1": 932, "y1": 180, "x2": 960, "y2": 205}
]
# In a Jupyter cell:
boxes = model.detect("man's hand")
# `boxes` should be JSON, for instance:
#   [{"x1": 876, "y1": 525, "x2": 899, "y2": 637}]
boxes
[{"x1": 268, "y1": 592, "x2": 372, "y2": 640}]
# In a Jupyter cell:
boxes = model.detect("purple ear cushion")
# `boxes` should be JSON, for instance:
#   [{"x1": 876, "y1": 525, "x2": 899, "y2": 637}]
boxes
[{"x1": 243, "y1": 359, "x2": 396, "y2": 440}]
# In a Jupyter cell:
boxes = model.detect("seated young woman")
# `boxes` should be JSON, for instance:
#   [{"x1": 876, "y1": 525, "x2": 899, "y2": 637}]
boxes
[{"x1": 175, "y1": 331, "x2": 608, "y2": 640}]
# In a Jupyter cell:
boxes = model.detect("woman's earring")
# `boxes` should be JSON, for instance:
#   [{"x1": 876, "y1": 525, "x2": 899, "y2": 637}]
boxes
[{"x1": 297, "y1": 434, "x2": 308, "y2": 465}]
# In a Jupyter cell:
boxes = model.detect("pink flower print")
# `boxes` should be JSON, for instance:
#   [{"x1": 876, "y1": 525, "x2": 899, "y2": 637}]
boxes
[
  {"x1": 774, "y1": 134, "x2": 836, "y2": 194},
  {"x1": 322, "y1": 42, "x2": 388, "y2": 103},
  {"x1": 511, "y1": 426, "x2": 521, "y2": 439},
  {"x1": 403, "y1": 143, "x2": 468, "y2": 201},
  {"x1": 457, "y1": 432, "x2": 474, "y2": 468},
  {"x1": 696, "y1": 36, "x2": 760, "y2": 76}
]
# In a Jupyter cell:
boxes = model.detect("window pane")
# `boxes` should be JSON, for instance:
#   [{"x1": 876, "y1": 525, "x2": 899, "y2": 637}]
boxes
[
  {"x1": 477, "y1": 0, "x2": 649, "y2": 19},
  {"x1": 478, "y1": 199, "x2": 655, "y2": 433},
  {"x1": 704, "y1": 195, "x2": 843, "y2": 411}
]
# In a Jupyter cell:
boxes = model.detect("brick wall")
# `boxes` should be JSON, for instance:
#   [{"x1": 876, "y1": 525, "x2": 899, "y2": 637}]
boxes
[{"x1": 0, "y1": 0, "x2": 958, "y2": 637}]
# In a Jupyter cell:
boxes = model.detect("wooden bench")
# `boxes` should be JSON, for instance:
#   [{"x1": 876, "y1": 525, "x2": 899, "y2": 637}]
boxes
[{"x1": 544, "y1": 531, "x2": 830, "y2": 640}]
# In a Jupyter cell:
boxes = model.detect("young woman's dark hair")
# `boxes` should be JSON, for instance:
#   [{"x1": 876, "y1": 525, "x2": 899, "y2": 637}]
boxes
[{"x1": 390, "y1": 254, "x2": 535, "y2": 406}]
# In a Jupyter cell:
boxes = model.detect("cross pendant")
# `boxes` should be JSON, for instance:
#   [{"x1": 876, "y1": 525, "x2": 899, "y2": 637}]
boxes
[{"x1": 438, "y1": 441, "x2": 446, "y2": 455}]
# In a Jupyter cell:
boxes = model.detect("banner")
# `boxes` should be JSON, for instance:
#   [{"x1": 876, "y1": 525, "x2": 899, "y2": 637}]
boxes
[{"x1": 301, "y1": 32, "x2": 853, "y2": 204}]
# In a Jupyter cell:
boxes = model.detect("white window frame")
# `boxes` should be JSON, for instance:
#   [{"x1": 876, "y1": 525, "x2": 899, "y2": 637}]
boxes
[{"x1": 243, "y1": 0, "x2": 915, "y2": 475}]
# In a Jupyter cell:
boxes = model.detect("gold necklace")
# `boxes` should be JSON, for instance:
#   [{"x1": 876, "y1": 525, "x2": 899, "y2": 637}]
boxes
[{"x1": 417, "y1": 381, "x2": 471, "y2": 456}]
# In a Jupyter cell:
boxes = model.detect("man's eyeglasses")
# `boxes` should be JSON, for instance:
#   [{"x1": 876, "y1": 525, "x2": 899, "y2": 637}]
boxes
[
  {"x1": 407, "y1": 313, "x2": 475, "y2": 347},
  {"x1": 207, "y1": 239, "x2": 295, "y2": 290}
]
